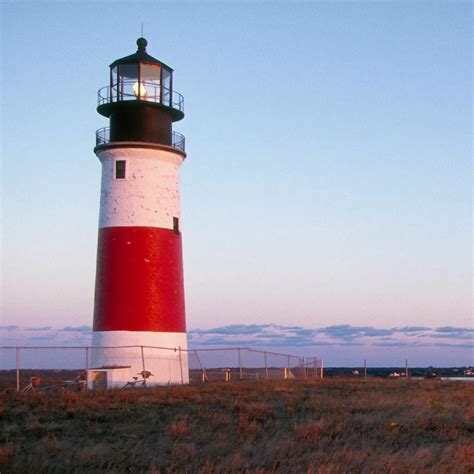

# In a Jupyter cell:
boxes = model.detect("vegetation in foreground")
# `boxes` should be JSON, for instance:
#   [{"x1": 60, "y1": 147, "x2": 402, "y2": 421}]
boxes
[{"x1": 1, "y1": 379, "x2": 473, "y2": 473}]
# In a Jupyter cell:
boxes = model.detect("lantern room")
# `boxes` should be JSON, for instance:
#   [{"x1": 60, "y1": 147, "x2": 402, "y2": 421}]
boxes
[
  {"x1": 95, "y1": 38, "x2": 185, "y2": 151},
  {"x1": 112, "y1": 38, "x2": 172, "y2": 104}
]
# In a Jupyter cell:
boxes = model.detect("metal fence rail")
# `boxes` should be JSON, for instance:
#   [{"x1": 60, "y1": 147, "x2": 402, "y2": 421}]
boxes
[{"x1": 0, "y1": 345, "x2": 324, "y2": 391}]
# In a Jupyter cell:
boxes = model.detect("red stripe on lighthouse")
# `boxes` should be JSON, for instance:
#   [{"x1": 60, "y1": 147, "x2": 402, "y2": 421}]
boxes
[{"x1": 93, "y1": 226, "x2": 186, "y2": 332}]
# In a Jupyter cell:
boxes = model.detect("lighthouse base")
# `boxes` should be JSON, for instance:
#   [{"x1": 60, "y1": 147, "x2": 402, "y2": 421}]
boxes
[{"x1": 91, "y1": 331, "x2": 189, "y2": 386}]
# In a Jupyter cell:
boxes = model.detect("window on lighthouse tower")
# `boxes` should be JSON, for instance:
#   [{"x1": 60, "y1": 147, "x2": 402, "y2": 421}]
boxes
[
  {"x1": 173, "y1": 217, "x2": 180, "y2": 235},
  {"x1": 115, "y1": 160, "x2": 126, "y2": 179}
]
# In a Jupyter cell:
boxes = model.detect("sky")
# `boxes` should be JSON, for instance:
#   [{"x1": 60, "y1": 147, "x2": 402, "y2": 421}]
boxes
[{"x1": 1, "y1": 2, "x2": 472, "y2": 366}]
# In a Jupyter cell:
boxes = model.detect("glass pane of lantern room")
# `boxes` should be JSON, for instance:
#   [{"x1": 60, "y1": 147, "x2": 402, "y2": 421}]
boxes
[
  {"x1": 140, "y1": 63, "x2": 161, "y2": 102},
  {"x1": 162, "y1": 68, "x2": 171, "y2": 106},
  {"x1": 111, "y1": 66, "x2": 118, "y2": 101},
  {"x1": 118, "y1": 63, "x2": 138, "y2": 100}
]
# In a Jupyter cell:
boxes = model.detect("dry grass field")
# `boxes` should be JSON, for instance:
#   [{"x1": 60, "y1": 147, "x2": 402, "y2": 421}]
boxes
[{"x1": 1, "y1": 378, "x2": 473, "y2": 473}]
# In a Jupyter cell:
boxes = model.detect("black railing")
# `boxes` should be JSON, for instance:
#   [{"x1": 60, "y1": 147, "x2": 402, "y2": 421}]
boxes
[
  {"x1": 97, "y1": 81, "x2": 184, "y2": 113},
  {"x1": 95, "y1": 127, "x2": 185, "y2": 152}
]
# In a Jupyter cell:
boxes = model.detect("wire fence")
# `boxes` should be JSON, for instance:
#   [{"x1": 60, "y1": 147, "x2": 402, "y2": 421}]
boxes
[{"x1": 0, "y1": 345, "x2": 324, "y2": 391}]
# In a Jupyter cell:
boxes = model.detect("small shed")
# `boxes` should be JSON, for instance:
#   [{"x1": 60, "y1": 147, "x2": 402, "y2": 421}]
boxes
[{"x1": 86, "y1": 366, "x2": 131, "y2": 389}]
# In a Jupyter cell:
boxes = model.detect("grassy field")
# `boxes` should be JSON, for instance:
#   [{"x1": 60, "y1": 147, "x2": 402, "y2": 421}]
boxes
[{"x1": 1, "y1": 378, "x2": 473, "y2": 473}]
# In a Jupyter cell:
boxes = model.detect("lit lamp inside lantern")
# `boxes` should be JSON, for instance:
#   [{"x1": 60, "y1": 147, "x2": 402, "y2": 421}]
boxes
[{"x1": 133, "y1": 82, "x2": 147, "y2": 99}]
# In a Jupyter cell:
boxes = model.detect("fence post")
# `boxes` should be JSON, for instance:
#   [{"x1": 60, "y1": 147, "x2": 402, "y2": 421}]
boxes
[
  {"x1": 237, "y1": 348, "x2": 243, "y2": 380},
  {"x1": 194, "y1": 350, "x2": 208, "y2": 383},
  {"x1": 320, "y1": 358, "x2": 324, "y2": 379},
  {"x1": 178, "y1": 346, "x2": 184, "y2": 384},
  {"x1": 85, "y1": 347, "x2": 89, "y2": 370},
  {"x1": 16, "y1": 347, "x2": 20, "y2": 392},
  {"x1": 140, "y1": 346, "x2": 146, "y2": 374},
  {"x1": 364, "y1": 359, "x2": 367, "y2": 380},
  {"x1": 264, "y1": 351, "x2": 268, "y2": 380}
]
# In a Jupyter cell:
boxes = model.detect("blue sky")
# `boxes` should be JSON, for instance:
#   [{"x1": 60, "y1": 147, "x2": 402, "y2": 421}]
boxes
[{"x1": 1, "y1": 2, "x2": 472, "y2": 365}]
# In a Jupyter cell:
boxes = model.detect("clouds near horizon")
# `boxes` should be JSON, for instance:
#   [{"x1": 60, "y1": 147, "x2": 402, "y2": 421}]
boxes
[{"x1": 1, "y1": 323, "x2": 471, "y2": 354}]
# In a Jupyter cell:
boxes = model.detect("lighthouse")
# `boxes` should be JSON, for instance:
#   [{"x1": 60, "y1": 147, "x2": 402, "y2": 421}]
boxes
[{"x1": 91, "y1": 38, "x2": 188, "y2": 385}]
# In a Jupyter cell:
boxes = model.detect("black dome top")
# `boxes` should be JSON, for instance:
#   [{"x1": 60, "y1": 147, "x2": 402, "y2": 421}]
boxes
[
  {"x1": 109, "y1": 38, "x2": 173, "y2": 70},
  {"x1": 136, "y1": 37, "x2": 148, "y2": 50}
]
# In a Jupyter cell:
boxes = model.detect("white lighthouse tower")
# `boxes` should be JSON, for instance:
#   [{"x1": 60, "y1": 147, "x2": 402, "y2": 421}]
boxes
[{"x1": 91, "y1": 38, "x2": 188, "y2": 385}]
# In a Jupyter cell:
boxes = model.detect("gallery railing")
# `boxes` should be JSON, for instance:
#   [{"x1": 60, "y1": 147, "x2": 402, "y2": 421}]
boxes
[
  {"x1": 95, "y1": 127, "x2": 185, "y2": 152},
  {"x1": 97, "y1": 81, "x2": 184, "y2": 113}
]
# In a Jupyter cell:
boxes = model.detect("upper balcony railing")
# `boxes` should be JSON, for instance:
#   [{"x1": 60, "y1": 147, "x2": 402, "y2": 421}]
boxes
[
  {"x1": 95, "y1": 127, "x2": 185, "y2": 152},
  {"x1": 97, "y1": 80, "x2": 184, "y2": 113}
]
